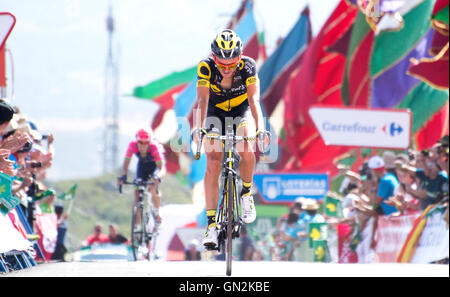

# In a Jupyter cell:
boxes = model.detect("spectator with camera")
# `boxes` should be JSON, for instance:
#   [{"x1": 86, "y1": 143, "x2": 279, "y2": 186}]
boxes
[
  {"x1": 388, "y1": 162, "x2": 422, "y2": 214},
  {"x1": 415, "y1": 146, "x2": 449, "y2": 209}
]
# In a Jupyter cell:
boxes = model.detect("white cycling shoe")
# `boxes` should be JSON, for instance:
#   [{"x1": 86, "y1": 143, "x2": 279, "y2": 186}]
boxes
[
  {"x1": 202, "y1": 226, "x2": 218, "y2": 248},
  {"x1": 241, "y1": 195, "x2": 256, "y2": 224}
]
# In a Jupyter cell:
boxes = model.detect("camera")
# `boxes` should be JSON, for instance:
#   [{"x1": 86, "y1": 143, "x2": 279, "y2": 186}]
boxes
[
  {"x1": 18, "y1": 141, "x2": 33, "y2": 153},
  {"x1": 421, "y1": 150, "x2": 429, "y2": 157},
  {"x1": 29, "y1": 162, "x2": 42, "y2": 168}
]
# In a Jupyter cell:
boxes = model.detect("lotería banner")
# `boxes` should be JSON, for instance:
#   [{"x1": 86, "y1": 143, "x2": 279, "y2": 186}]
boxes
[
  {"x1": 309, "y1": 106, "x2": 411, "y2": 149},
  {"x1": 253, "y1": 173, "x2": 328, "y2": 204}
]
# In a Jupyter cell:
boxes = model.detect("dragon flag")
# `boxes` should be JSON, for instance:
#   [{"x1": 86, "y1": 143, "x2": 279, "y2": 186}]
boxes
[
  {"x1": 281, "y1": 0, "x2": 449, "y2": 175},
  {"x1": 341, "y1": 0, "x2": 449, "y2": 150}
]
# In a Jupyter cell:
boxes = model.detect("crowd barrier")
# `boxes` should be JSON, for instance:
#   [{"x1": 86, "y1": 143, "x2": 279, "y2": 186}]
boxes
[
  {"x1": 336, "y1": 203, "x2": 449, "y2": 263},
  {"x1": 0, "y1": 207, "x2": 40, "y2": 274}
]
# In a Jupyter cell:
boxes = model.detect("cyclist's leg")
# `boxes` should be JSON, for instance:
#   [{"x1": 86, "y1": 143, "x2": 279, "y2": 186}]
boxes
[
  {"x1": 148, "y1": 183, "x2": 161, "y2": 225},
  {"x1": 204, "y1": 139, "x2": 223, "y2": 219},
  {"x1": 235, "y1": 114, "x2": 256, "y2": 186},
  {"x1": 203, "y1": 115, "x2": 224, "y2": 246},
  {"x1": 236, "y1": 111, "x2": 257, "y2": 224}
]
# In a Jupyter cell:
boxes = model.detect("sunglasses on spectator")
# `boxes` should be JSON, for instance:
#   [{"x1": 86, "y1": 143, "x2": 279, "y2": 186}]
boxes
[
  {"x1": 137, "y1": 141, "x2": 149, "y2": 145},
  {"x1": 213, "y1": 56, "x2": 240, "y2": 71}
]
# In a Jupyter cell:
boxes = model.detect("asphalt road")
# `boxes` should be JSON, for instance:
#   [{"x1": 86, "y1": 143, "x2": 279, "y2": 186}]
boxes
[{"x1": 4, "y1": 260, "x2": 449, "y2": 277}]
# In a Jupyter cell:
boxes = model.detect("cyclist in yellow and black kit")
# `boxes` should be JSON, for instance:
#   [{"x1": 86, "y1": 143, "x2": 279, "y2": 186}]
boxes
[{"x1": 192, "y1": 29, "x2": 267, "y2": 248}]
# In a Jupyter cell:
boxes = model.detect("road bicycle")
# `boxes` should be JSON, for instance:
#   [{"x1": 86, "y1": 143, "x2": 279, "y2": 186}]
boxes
[
  {"x1": 119, "y1": 178, "x2": 160, "y2": 261},
  {"x1": 193, "y1": 124, "x2": 270, "y2": 276}
]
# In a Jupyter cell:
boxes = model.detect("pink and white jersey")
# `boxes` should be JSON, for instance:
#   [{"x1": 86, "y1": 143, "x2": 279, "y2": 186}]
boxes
[{"x1": 125, "y1": 140, "x2": 164, "y2": 164}]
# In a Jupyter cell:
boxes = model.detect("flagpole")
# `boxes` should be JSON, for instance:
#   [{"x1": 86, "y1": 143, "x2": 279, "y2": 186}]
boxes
[{"x1": 66, "y1": 198, "x2": 74, "y2": 216}]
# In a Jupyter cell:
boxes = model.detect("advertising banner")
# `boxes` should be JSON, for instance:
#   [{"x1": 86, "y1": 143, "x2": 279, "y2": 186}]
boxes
[
  {"x1": 309, "y1": 106, "x2": 411, "y2": 149},
  {"x1": 411, "y1": 210, "x2": 449, "y2": 263},
  {"x1": 374, "y1": 214, "x2": 418, "y2": 262},
  {"x1": 253, "y1": 173, "x2": 328, "y2": 204}
]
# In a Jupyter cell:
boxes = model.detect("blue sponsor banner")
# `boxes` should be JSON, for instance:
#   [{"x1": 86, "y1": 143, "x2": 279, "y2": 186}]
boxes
[{"x1": 253, "y1": 173, "x2": 329, "y2": 204}]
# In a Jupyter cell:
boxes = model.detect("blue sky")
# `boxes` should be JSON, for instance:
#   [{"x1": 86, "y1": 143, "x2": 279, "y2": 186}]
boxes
[{"x1": 1, "y1": 0, "x2": 340, "y2": 180}]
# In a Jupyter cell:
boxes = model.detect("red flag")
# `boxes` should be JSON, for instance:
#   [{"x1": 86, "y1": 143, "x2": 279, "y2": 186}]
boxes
[
  {"x1": 281, "y1": 0, "x2": 358, "y2": 173},
  {"x1": 35, "y1": 213, "x2": 58, "y2": 261},
  {"x1": 408, "y1": 29, "x2": 449, "y2": 90},
  {"x1": 414, "y1": 101, "x2": 449, "y2": 150}
]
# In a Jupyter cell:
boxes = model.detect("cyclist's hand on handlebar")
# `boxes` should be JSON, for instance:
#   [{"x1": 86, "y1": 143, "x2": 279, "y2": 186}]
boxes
[
  {"x1": 191, "y1": 128, "x2": 206, "y2": 144},
  {"x1": 256, "y1": 129, "x2": 271, "y2": 153},
  {"x1": 117, "y1": 175, "x2": 127, "y2": 185},
  {"x1": 152, "y1": 175, "x2": 162, "y2": 185},
  {"x1": 191, "y1": 128, "x2": 206, "y2": 160}
]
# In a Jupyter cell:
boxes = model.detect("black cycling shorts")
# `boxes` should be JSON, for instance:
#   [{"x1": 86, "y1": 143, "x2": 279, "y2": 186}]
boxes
[
  {"x1": 136, "y1": 161, "x2": 157, "y2": 181},
  {"x1": 205, "y1": 107, "x2": 251, "y2": 136}
]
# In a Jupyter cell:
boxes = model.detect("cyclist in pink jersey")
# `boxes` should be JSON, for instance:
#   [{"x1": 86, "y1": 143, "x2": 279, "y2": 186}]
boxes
[{"x1": 118, "y1": 128, "x2": 166, "y2": 226}]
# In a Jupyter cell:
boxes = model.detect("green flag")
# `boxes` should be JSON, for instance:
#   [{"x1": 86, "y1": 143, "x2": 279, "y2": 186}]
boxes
[
  {"x1": 132, "y1": 66, "x2": 196, "y2": 100},
  {"x1": 324, "y1": 194, "x2": 344, "y2": 218},
  {"x1": 313, "y1": 240, "x2": 331, "y2": 262},
  {"x1": 58, "y1": 184, "x2": 77, "y2": 201},
  {"x1": 32, "y1": 189, "x2": 56, "y2": 202},
  {"x1": 308, "y1": 222, "x2": 328, "y2": 248},
  {"x1": 350, "y1": 222, "x2": 361, "y2": 253},
  {"x1": 0, "y1": 172, "x2": 20, "y2": 213}
]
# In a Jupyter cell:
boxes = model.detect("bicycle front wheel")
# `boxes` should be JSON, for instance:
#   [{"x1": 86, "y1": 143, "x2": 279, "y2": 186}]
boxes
[
  {"x1": 131, "y1": 205, "x2": 144, "y2": 261},
  {"x1": 226, "y1": 172, "x2": 234, "y2": 276}
]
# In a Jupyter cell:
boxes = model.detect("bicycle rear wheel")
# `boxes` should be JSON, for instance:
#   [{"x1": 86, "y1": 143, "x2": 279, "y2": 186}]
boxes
[{"x1": 226, "y1": 172, "x2": 234, "y2": 276}]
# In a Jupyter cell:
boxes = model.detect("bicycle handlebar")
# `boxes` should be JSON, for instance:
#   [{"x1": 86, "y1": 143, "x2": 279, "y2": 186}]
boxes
[{"x1": 118, "y1": 178, "x2": 160, "y2": 194}]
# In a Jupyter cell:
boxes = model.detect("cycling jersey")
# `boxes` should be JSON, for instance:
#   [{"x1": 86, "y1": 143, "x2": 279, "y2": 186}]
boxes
[
  {"x1": 125, "y1": 140, "x2": 164, "y2": 180},
  {"x1": 197, "y1": 56, "x2": 259, "y2": 134}
]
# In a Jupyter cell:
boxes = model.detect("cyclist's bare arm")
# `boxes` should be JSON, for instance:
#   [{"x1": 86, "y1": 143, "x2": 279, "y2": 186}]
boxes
[
  {"x1": 247, "y1": 81, "x2": 264, "y2": 133},
  {"x1": 194, "y1": 85, "x2": 210, "y2": 135},
  {"x1": 119, "y1": 157, "x2": 131, "y2": 184},
  {"x1": 155, "y1": 161, "x2": 166, "y2": 180}
]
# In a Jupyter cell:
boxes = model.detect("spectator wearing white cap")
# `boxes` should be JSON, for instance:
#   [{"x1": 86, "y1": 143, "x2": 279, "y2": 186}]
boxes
[{"x1": 368, "y1": 155, "x2": 399, "y2": 215}]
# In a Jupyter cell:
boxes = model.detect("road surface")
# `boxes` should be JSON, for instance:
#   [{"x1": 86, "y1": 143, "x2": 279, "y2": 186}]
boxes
[{"x1": 4, "y1": 260, "x2": 449, "y2": 277}]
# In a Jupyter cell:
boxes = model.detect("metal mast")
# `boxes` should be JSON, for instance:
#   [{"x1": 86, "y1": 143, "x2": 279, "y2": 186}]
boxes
[{"x1": 103, "y1": 1, "x2": 119, "y2": 173}]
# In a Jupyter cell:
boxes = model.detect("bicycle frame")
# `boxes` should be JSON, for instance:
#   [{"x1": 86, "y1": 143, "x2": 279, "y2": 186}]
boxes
[
  {"x1": 205, "y1": 124, "x2": 257, "y2": 275},
  {"x1": 119, "y1": 179, "x2": 159, "y2": 261},
  {"x1": 193, "y1": 123, "x2": 269, "y2": 275}
]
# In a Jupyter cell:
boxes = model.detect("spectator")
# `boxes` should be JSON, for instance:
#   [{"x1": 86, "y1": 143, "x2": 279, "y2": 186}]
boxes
[
  {"x1": 278, "y1": 212, "x2": 301, "y2": 261},
  {"x1": 436, "y1": 135, "x2": 449, "y2": 176},
  {"x1": 82, "y1": 224, "x2": 110, "y2": 246},
  {"x1": 108, "y1": 224, "x2": 128, "y2": 244},
  {"x1": 51, "y1": 203, "x2": 68, "y2": 262},
  {"x1": 36, "y1": 189, "x2": 56, "y2": 214},
  {"x1": 298, "y1": 199, "x2": 326, "y2": 229},
  {"x1": 277, "y1": 197, "x2": 305, "y2": 229},
  {"x1": 0, "y1": 100, "x2": 15, "y2": 135},
  {"x1": 368, "y1": 155, "x2": 399, "y2": 215},
  {"x1": 185, "y1": 239, "x2": 201, "y2": 261},
  {"x1": 389, "y1": 163, "x2": 421, "y2": 214},
  {"x1": 415, "y1": 151, "x2": 449, "y2": 209},
  {"x1": 342, "y1": 182, "x2": 359, "y2": 219},
  {"x1": 383, "y1": 151, "x2": 398, "y2": 178},
  {"x1": 239, "y1": 226, "x2": 254, "y2": 261}
]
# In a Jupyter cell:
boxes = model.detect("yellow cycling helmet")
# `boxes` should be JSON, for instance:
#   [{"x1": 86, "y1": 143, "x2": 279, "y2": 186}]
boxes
[{"x1": 211, "y1": 29, "x2": 243, "y2": 59}]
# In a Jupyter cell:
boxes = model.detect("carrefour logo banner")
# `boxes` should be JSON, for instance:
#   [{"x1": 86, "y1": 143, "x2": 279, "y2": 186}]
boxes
[
  {"x1": 309, "y1": 106, "x2": 411, "y2": 149},
  {"x1": 254, "y1": 173, "x2": 328, "y2": 204}
]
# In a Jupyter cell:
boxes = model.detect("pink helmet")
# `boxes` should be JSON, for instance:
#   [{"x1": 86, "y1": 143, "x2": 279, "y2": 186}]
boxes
[{"x1": 136, "y1": 128, "x2": 151, "y2": 141}]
